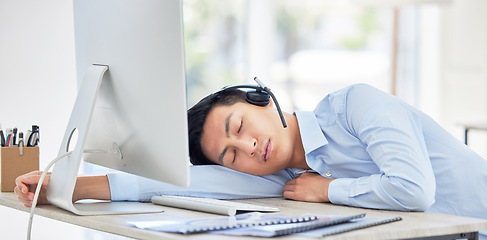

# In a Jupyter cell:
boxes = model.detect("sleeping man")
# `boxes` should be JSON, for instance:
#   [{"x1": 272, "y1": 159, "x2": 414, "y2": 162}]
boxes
[{"x1": 15, "y1": 83, "x2": 487, "y2": 236}]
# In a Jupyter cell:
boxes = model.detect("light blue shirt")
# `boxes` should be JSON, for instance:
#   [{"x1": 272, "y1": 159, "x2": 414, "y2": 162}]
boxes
[
  {"x1": 297, "y1": 84, "x2": 487, "y2": 219},
  {"x1": 108, "y1": 84, "x2": 487, "y2": 221}
]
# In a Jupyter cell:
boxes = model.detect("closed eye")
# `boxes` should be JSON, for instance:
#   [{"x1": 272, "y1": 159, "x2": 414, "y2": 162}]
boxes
[
  {"x1": 232, "y1": 149, "x2": 236, "y2": 164},
  {"x1": 237, "y1": 118, "x2": 243, "y2": 134},
  {"x1": 230, "y1": 119, "x2": 242, "y2": 165}
]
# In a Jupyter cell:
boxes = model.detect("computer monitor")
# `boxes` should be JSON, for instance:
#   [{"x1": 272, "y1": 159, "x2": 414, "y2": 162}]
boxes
[{"x1": 46, "y1": 0, "x2": 190, "y2": 215}]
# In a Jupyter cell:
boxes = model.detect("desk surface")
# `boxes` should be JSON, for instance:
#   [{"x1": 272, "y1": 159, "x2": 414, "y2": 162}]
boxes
[{"x1": 1, "y1": 192, "x2": 486, "y2": 240}]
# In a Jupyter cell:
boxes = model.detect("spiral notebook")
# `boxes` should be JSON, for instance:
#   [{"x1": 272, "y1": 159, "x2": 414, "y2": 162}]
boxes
[
  {"x1": 296, "y1": 216, "x2": 403, "y2": 238},
  {"x1": 129, "y1": 212, "x2": 361, "y2": 235},
  {"x1": 210, "y1": 213, "x2": 368, "y2": 237},
  {"x1": 211, "y1": 214, "x2": 401, "y2": 237}
]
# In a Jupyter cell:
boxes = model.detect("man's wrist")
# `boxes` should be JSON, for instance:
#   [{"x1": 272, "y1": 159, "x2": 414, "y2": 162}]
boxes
[{"x1": 73, "y1": 175, "x2": 111, "y2": 202}]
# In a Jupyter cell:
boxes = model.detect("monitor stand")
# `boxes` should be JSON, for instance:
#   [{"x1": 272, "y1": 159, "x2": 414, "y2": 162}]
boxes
[{"x1": 46, "y1": 64, "x2": 164, "y2": 215}]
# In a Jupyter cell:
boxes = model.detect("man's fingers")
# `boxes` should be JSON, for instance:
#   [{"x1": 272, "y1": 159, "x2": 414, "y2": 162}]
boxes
[
  {"x1": 21, "y1": 174, "x2": 49, "y2": 186},
  {"x1": 15, "y1": 171, "x2": 50, "y2": 197},
  {"x1": 16, "y1": 176, "x2": 38, "y2": 194},
  {"x1": 23, "y1": 170, "x2": 43, "y2": 176},
  {"x1": 282, "y1": 183, "x2": 295, "y2": 192},
  {"x1": 282, "y1": 190, "x2": 296, "y2": 200},
  {"x1": 15, "y1": 176, "x2": 29, "y2": 194},
  {"x1": 13, "y1": 171, "x2": 50, "y2": 208},
  {"x1": 283, "y1": 180, "x2": 297, "y2": 200},
  {"x1": 14, "y1": 187, "x2": 33, "y2": 207},
  {"x1": 285, "y1": 178, "x2": 296, "y2": 185}
]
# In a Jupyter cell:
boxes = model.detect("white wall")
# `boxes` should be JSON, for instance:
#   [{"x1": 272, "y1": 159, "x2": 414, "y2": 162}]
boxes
[
  {"x1": 440, "y1": 0, "x2": 487, "y2": 158},
  {"x1": 0, "y1": 0, "x2": 125, "y2": 239},
  {"x1": 0, "y1": 0, "x2": 76, "y2": 167}
]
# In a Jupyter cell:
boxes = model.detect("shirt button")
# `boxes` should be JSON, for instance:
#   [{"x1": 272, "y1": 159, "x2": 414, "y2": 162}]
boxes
[{"x1": 325, "y1": 171, "x2": 332, "y2": 177}]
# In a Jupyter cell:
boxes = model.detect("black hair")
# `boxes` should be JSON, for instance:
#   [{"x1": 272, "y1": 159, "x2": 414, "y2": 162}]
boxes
[{"x1": 187, "y1": 89, "x2": 247, "y2": 165}]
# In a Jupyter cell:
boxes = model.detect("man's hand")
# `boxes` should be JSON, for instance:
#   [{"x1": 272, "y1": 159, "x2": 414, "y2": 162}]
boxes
[
  {"x1": 14, "y1": 171, "x2": 51, "y2": 208},
  {"x1": 283, "y1": 172, "x2": 335, "y2": 202}
]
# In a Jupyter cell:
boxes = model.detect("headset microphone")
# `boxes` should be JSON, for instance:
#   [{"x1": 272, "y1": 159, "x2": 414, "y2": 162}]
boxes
[{"x1": 220, "y1": 77, "x2": 287, "y2": 128}]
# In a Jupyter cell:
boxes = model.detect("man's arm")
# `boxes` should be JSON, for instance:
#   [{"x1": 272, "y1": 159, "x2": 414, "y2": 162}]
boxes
[
  {"x1": 329, "y1": 84, "x2": 436, "y2": 211},
  {"x1": 14, "y1": 171, "x2": 110, "y2": 208},
  {"x1": 16, "y1": 165, "x2": 291, "y2": 207},
  {"x1": 107, "y1": 165, "x2": 290, "y2": 202}
]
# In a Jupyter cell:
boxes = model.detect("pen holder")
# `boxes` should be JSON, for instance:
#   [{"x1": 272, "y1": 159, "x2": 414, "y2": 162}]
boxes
[{"x1": 0, "y1": 146, "x2": 39, "y2": 192}]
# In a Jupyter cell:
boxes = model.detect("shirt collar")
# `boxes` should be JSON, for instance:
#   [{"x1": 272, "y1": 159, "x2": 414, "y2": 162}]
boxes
[{"x1": 294, "y1": 110, "x2": 328, "y2": 155}]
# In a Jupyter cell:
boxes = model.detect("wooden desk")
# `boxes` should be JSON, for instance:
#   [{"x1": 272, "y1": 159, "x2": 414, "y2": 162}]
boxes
[{"x1": 1, "y1": 192, "x2": 486, "y2": 240}]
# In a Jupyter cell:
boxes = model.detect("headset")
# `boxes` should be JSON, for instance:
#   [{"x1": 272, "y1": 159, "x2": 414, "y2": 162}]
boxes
[{"x1": 219, "y1": 77, "x2": 287, "y2": 128}]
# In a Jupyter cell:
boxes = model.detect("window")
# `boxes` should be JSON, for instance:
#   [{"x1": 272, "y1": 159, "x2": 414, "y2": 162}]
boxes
[{"x1": 184, "y1": 0, "x2": 433, "y2": 113}]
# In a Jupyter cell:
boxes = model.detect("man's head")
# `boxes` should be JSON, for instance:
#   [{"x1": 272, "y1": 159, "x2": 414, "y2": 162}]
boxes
[
  {"x1": 187, "y1": 89, "x2": 248, "y2": 166},
  {"x1": 188, "y1": 88, "x2": 300, "y2": 176}
]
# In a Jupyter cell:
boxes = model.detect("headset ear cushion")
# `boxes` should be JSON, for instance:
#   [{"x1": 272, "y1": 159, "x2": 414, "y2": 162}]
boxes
[{"x1": 246, "y1": 90, "x2": 270, "y2": 106}]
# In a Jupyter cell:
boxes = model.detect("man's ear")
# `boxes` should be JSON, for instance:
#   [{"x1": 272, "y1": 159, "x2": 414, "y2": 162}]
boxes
[{"x1": 268, "y1": 97, "x2": 275, "y2": 108}]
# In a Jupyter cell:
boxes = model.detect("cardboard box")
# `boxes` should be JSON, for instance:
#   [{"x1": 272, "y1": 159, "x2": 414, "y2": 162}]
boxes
[{"x1": 0, "y1": 146, "x2": 39, "y2": 192}]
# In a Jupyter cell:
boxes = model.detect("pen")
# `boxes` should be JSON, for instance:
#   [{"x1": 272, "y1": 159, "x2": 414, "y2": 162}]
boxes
[
  {"x1": 0, "y1": 123, "x2": 5, "y2": 147},
  {"x1": 6, "y1": 128, "x2": 12, "y2": 147},
  {"x1": 34, "y1": 125, "x2": 40, "y2": 146},
  {"x1": 12, "y1": 127, "x2": 18, "y2": 146},
  {"x1": 25, "y1": 130, "x2": 32, "y2": 147},
  {"x1": 18, "y1": 132, "x2": 24, "y2": 155}
]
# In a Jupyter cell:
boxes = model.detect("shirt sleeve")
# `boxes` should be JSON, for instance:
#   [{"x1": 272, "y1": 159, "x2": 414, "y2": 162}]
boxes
[
  {"x1": 107, "y1": 165, "x2": 290, "y2": 201},
  {"x1": 328, "y1": 84, "x2": 436, "y2": 211}
]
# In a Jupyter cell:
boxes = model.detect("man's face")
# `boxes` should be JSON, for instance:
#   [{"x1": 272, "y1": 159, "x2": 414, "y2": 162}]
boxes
[{"x1": 200, "y1": 102, "x2": 294, "y2": 176}]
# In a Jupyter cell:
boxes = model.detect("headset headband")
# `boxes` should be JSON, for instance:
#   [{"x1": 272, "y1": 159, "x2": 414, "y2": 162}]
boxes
[{"x1": 221, "y1": 77, "x2": 287, "y2": 128}]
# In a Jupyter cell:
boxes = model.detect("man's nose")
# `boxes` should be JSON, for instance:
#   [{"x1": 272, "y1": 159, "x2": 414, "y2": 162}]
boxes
[{"x1": 236, "y1": 137, "x2": 257, "y2": 157}]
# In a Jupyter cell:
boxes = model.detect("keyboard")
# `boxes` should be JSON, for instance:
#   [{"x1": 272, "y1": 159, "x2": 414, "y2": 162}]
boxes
[{"x1": 151, "y1": 195, "x2": 279, "y2": 216}]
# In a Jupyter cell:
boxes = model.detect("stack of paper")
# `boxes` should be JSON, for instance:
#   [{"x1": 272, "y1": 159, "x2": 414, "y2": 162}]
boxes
[{"x1": 130, "y1": 212, "x2": 401, "y2": 237}]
